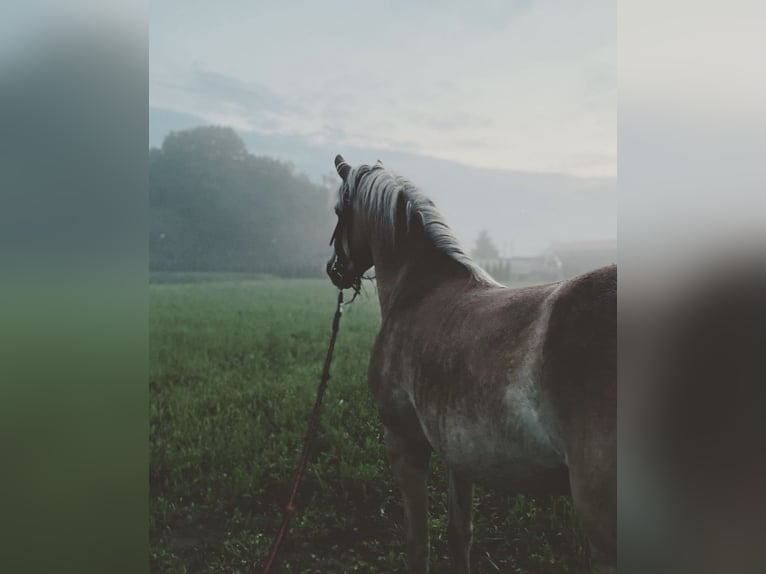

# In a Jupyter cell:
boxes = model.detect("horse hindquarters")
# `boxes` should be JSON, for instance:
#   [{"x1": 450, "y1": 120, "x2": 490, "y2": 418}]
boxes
[{"x1": 542, "y1": 266, "x2": 617, "y2": 571}]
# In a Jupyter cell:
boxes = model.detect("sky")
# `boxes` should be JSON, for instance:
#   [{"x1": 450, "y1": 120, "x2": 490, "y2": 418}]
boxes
[{"x1": 150, "y1": 0, "x2": 615, "y2": 178}]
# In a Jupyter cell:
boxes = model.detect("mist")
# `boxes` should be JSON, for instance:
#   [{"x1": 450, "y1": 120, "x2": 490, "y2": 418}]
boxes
[
  {"x1": 149, "y1": 119, "x2": 616, "y2": 281},
  {"x1": 149, "y1": 0, "x2": 616, "y2": 281}
]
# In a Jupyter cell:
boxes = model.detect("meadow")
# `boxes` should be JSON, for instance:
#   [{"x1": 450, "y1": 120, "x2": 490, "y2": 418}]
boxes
[{"x1": 150, "y1": 276, "x2": 592, "y2": 573}]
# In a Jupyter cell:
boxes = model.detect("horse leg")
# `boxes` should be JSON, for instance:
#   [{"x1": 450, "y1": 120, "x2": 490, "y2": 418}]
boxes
[
  {"x1": 384, "y1": 426, "x2": 432, "y2": 573},
  {"x1": 568, "y1": 441, "x2": 617, "y2": 573},
  {"x1": 447, "y1": 470, "x2": 474, "y2": 574}
]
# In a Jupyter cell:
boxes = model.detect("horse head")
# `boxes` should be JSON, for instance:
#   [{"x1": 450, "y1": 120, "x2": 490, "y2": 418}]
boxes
[{"x1": 326, "y1": 154, "x2": 374, "y2": 290}]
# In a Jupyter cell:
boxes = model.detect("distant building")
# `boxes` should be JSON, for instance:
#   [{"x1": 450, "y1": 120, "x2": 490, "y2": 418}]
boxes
[
  {"x1": 474, "y1": 257, "x2": 510, "y2": 281},
  {"x1": 475, "y1": 256, "x2": 558, "y2": 283},
  {"x1": 475, "y1": 239, "x2": 616, "y2": 283},
  {"x1": 543, "y1": 239, "x2": 617, "y2": 279}
]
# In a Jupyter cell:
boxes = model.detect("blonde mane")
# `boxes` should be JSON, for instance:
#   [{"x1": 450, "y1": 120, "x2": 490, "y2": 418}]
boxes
[{"x1": 336, "y1": 163, "x2": 498, "y2": 285}]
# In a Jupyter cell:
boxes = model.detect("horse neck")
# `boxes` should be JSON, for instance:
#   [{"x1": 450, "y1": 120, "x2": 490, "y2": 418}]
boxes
[
  {"x1": 370, "y1": 233, "x2": 471, "y2": 319},
  {"x1": 369, "y1": 254, "x2": 407, "y2": 318}
]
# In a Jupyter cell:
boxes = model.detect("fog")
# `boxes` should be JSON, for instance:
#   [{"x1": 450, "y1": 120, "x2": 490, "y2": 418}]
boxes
[{"x1": 149, "y1": 0, "x2": 616, "y2": 279}]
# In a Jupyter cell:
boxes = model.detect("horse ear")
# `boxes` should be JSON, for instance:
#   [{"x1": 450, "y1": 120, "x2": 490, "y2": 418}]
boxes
[
  {"x1": 376, "y1": 159, "x2": 383, "y2": 167},
  {"x1": 335, "y1": 154, "x2": 351, "y2": 181}
]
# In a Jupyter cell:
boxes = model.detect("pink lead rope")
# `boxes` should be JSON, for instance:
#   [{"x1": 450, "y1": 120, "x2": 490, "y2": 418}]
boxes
[{"x1": 261, "y1": 290, "x2": 344, "y2": 574}]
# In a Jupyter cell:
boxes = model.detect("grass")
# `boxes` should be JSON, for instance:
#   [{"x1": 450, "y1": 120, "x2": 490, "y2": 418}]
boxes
[{"x1": 150, "y1": 277, "x2": 592, "y2": 573}]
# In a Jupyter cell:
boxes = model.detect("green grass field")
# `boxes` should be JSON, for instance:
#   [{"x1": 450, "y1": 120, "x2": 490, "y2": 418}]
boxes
[{"x1": 150, "y1": 277, "x2": 592, "y2": 573}]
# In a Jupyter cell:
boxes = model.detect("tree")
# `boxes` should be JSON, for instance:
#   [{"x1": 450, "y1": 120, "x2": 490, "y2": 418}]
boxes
[
  {"x1": 471, "y1": 229, "x2": 500, "y2": 259},
  {"x1": 150, "y1": 126, "x2": 333, "y2": 275}
]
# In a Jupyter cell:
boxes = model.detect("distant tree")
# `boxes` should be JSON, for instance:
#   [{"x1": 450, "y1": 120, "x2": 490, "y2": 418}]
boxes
[
  {"x1": 471, "y1": 229, "x2": 500, "y2": 259},
  {"x1": 150, "y1": 126, "x2": 333, "y2": 275}
]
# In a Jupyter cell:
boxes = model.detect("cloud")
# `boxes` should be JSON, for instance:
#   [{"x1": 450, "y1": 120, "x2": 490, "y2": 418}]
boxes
[
  {"x1": 413, "y1": 112, "x2": 495, "y2": 133},
  {"x1": 188, "y1": 69, "x2": 298, "y2": 114},
  {"x1": 150, "y1": 67, "x2": 305, "y2": 133},
  {"x1": 150, "y1": 0, "x2": 615, "y2": 177}
]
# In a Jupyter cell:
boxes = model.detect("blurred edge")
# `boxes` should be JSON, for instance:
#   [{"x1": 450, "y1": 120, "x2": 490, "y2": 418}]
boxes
[
  {"x1": 619, "y1": 1, "x2": 766, "y2": 573},
  {"x1": 0, "y1": 3, "x2": 148, "y2": 574},
  {"x1": 1, "y1": 1, "x2": 765, "y2": 573}
]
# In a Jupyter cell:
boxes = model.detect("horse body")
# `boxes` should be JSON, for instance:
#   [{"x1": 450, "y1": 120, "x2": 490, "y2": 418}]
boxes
[
  {"x1": 371, "y1": 276, "x2": 570, "y2": 493},
  {"x1": 327, "y1": 156, "x2": 616, "y2": 573}
]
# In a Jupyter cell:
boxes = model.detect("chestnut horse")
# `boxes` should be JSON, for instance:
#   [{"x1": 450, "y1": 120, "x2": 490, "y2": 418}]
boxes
[{"x1": 326, "y1": 156, "x2": 616, "y2": 573}]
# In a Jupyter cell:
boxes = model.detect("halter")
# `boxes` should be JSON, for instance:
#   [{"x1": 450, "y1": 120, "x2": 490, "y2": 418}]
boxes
[
  {"x1": 329, "y1": 185, "x2": 351, "y2": 256},
  {"x1": 328, "y1": 184, "x2": 363, "y2": 300}
]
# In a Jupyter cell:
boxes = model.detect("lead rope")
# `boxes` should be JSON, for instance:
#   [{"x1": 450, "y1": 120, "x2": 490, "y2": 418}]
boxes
[{"x1": 261, "y1": 290, "x2": 344, "y2": 574}]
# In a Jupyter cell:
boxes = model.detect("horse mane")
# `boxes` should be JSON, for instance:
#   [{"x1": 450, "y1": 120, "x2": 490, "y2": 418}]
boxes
[{"x1": 337, "y1": 163, "x2": 499, "y2": 285}]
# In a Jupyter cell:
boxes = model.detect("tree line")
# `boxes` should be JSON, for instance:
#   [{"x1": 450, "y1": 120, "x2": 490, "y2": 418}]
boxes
[
  {"x1": 150, "y1": 126, "x2": 334, "y2": 276},
  {"x1": 150, "y1": 127, "x2": 516, "y2": 280}
]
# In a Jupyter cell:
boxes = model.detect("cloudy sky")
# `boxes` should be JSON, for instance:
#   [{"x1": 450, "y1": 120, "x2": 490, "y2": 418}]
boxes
[{"x1": 150, "y1": 0, "x2": 615, "y2": 178}]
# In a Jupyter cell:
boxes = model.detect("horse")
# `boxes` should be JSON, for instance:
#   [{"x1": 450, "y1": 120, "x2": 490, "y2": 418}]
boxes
[{"x1": 326, "y1": 155, "x2": 616, "y2": 573}]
